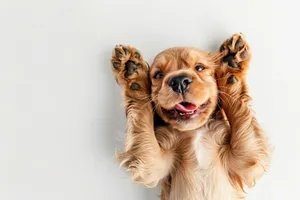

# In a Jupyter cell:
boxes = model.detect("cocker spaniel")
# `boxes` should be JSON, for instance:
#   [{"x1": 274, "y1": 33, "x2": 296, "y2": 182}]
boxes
[{"x1": 110, "y1": 33, "x2": 272, "y2": 200}]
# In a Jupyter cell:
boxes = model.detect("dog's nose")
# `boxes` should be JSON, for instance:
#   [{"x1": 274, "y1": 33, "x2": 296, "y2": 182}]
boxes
[{"x1": 168, "y1": 75, "x2": 192, "y2": 94}]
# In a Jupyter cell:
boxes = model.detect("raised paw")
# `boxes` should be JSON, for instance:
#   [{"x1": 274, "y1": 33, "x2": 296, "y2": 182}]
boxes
[
  {"x1": 215, "y1": 33, "x2": 252, "y2": 115},
  {"x1": 219, "y1": 33, "x2": 250, "y2": 71},
  {"x1": 216, "y1": 33, "x2": 251, "y2": 87},
  {"x1": 110, "y1": 45, "x2": 150, "y2": 95}
]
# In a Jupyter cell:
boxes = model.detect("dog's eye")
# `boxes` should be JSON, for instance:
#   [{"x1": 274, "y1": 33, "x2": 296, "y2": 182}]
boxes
[
  {"x1": 195, "y1": 65, "x2": 204, "y2": 71},
  {"x1": 154, "y1": 72, "x2": 164, "y2": 79}
]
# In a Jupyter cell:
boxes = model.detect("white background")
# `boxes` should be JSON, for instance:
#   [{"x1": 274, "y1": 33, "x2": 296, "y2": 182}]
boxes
[{"x1": 1, "y1": 0, "x2": 299, "y2": 199}]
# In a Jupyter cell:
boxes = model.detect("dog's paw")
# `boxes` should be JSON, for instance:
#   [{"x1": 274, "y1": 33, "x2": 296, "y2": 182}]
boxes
[
  {"x1": 111, "y1": 45, "x2": 150, "y2": 94},
  {"x1": 216, "y1": 33, "x2": 251, "y2": 86},
  {"x1": 219, "y1": 33, "x2": 251, "y2": 71},
  {"x1": 118, "y1": 152, "x2": 160, "y2": 188},
  {"x1": 215, "y1": 33, "x2": 252, "y2": 108}
]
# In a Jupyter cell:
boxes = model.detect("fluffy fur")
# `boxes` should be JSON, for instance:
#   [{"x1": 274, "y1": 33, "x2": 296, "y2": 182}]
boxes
[{"x1": 110, "y1": 33, "x2": 272, "y2": 200}]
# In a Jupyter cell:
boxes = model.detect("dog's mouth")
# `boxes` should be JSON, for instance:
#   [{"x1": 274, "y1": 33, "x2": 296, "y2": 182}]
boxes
[{"x1": 162, "y1": 100, "x2": 210, "y2": 120}]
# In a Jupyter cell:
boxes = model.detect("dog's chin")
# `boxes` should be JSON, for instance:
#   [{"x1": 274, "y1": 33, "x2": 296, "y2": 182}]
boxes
[{"x1": 158, "y1": 99, "x2": 214, "y2": 131}]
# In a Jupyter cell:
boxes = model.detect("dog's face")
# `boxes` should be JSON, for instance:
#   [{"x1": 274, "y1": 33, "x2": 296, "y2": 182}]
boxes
[{"x1": 150, "y1": 47, "x2": 219, "y2": 131}]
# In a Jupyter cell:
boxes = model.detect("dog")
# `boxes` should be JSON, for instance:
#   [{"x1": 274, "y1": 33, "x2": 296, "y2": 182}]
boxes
[{"x1": 110, "y1": 33, "x2": 272, "y2": 200}]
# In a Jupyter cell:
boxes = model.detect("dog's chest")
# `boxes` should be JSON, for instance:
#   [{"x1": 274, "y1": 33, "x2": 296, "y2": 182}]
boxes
[
  {"x1": 170, "y1": 128, "x2": 237, "y2": 200},
  {"x1": 193, "y1": 128, "x2": 213, "y2": 169}
]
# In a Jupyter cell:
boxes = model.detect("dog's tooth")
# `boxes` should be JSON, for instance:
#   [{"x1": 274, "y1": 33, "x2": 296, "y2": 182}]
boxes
[{"x1": 179, "y1": 112, "x2": 185, "y2": 116}]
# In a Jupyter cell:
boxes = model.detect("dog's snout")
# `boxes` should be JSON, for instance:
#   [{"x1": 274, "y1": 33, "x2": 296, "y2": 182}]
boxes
[{"x1": 168, "y1": 75, "x2": 192, "y2": 94}]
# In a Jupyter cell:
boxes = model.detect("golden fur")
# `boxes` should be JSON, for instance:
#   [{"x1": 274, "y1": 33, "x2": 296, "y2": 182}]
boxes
[{"x1": 110, "y1": 33, "x2": 272, "y2": 200}]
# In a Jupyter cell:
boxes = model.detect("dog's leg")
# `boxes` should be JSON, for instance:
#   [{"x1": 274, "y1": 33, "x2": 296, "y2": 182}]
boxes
[
  {"x1": 216, "y1": 33, "x2": 272, "y2": 190},
  {"x1": 111, "y1": 45, "x2": 173, "y2": 188}
]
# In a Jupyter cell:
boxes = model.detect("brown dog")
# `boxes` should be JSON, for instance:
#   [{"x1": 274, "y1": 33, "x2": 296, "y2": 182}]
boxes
[{"x1": 110, "y1": 33, "x2": 272, "y2": 200}]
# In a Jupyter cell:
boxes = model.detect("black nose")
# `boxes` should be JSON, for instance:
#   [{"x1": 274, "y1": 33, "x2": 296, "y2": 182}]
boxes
[{"x1": 168, "y1": 75, "x2": 192, "y2": 94}]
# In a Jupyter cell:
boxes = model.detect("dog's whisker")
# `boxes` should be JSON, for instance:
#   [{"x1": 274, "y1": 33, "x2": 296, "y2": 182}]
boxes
[
  {"x1": 152, "y1": 103, "x2": 159, "y2": 113},
  {"x1": 134, "y1": 94, "x2": 161, "y2": 117}
]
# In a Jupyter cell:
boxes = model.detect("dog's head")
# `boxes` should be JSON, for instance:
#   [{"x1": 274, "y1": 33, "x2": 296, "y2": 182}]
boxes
[{"x1": 150, "y1": 47, "x2": 219, "y2": 131}]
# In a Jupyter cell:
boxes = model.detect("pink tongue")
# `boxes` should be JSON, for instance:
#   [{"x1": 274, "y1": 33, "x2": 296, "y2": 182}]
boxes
[{"x1": 175, "y1": 103, "x2": 197, "y2": 112}]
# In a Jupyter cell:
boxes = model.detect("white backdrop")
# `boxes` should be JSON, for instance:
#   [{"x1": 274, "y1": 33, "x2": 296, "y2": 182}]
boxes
[{"x1": 1, "y1": 0, "x2": 299, "y2": 199}]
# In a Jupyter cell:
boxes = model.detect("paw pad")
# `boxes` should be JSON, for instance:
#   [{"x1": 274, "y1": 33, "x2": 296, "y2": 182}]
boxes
[
  {"x1": 125, "y1": 61, "x2": 140, "y2": 77},
  {"x1": 227, "y1": 75, "x2": 238, "y2": 84},
  {"x1": 220, "y1": 33, "x2": 250, "y2": 70},
  {"x1": 122, "y1": 46, "x2": 130, "y2": 55},
  {"x1": 130, "y1": 82, "x2": 141, "y2": 90},
  {"x1": 111, "y1": 61, "x2": 121, "y2": 69},
  {"x1": 110, "y1": 45, "x2": 150, "y2": 93},
  {"x1": 234, "y1": 37, "x2": 243, "y2": 50},
  {"x1": 223, "y1": 55, "x2": 239, "y2": 69}
]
